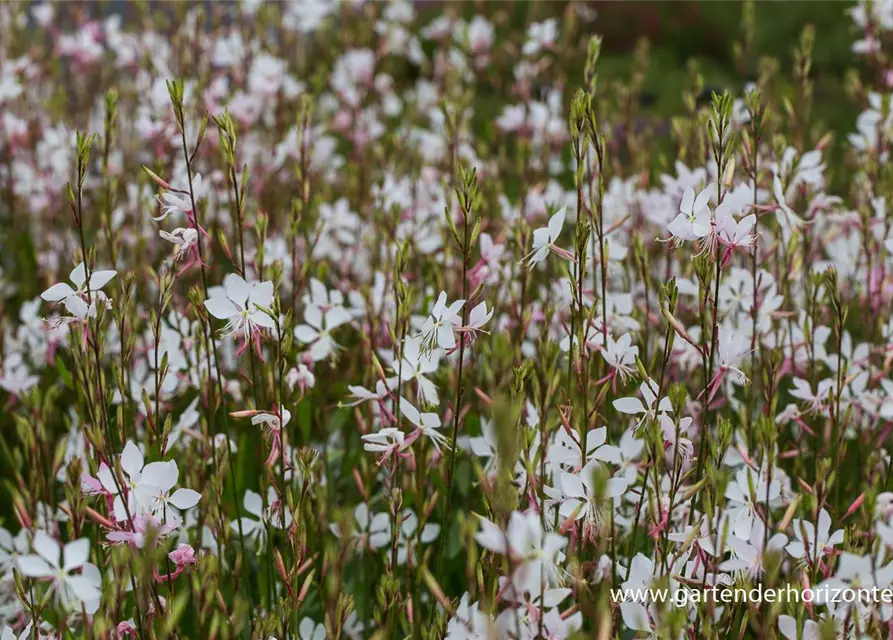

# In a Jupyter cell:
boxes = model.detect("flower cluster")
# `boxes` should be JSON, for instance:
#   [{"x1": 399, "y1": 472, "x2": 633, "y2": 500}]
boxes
[{"x1": 1, "y1": 1, "x2": 893, "y2": 639}]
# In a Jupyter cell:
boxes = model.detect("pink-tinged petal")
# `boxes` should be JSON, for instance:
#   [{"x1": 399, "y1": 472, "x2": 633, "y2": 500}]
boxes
[
  {"x1": 41, "y1": 283, "x2": 75, "y2": 302},
  {"x1": 204, "y1": 296, "x2": 239, "y2": 320},
  {"x1": 169, "y1": 488, "x2": 201, "y2": 510},
  {"x1": 106, "y1": 530, "x2": 133, "y2": 544}
]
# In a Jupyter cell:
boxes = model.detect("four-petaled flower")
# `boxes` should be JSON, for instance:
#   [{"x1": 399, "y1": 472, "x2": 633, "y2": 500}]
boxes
[
  {"x1": 205, "y1": 274, "x2": 276, "y2": 355},
  {"x1": 17, "y1": 531, "x2": 101, "y2": 612},
  {"x1": 667, "y1": 185, "x2": 714, "y2": 243},
  {"x1": 525, "y1": 208, "x2": 573, "y2": 269},
  {"x1": 41, "y1": 262, "x2": 117, "y2": 319}
]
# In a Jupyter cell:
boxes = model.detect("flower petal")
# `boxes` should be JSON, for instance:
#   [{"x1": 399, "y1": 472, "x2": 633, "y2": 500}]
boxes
[
  {"x1": 168, "y1": 488, "x2": 201, "y2": 510},
  {"x1": 41, "y1": 283, "x2": 75, "y2": 302},
  {"x1": 205, "y1": 296, "x2": 239, "y2": 320}
]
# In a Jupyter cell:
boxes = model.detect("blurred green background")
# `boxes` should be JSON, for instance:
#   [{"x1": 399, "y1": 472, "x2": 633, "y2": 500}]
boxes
[{"x1": 589, "y1": 0, "x2": 859, "y2": 126}]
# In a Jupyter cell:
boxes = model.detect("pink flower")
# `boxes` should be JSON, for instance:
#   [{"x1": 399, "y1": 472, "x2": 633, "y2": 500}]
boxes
[{"x1": 168, "y1": 543, "x2": 197, "y2": 568}]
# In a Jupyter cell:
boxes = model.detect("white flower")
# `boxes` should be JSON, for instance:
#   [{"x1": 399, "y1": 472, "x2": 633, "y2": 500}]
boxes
[
  {"x1": 396, "y1": 509, "x2": 439, "y2": 565},
  {"x1": 362, "y1": 428, "x2": 405, "y2": 454},
  {"x1": 205, "y1": 274, "x2": 276, "y2": 341},
  {"x1": 446, "y1": 593, "x2": 497, "y2": 639},
  {"x1": 725, "y1": 467, "x2": 780, "y2": 538},
  {"x1": 718, "y1": 519, "x2": 788, "y2": 579},
  {"x1": 419, "y1": 291, "x2": 465, "y2": 352},
  {"x1": 232, "y1": 487, "x2": 289, "y2": 551},
  {"x1": 463, "y1": 418, "x2": 499, "y2": 475},
  {"x1": 716, "y1": 211, "x2": 757, "y2": 250},
  {"x1": 667, "y1": 185, "x2": 713, "y2": 242},
  {"x1": 159, "y1": 227, "x2": 198, "y2": 258},
  {"x1": 601, "y1": 332, "x2": 638, "y2": 381},
  {"x1": 298, "y1": 617, "x2": 326, "y2": 640},
  {"x1": 283, "y1": 0, "x2": 337, "y2": 33},
  {"x1": 40, "y1": 262, "x2": 117, "y2": 319},
  {"x1": 613, "y1": 377, "x2": 672, "y2": 430},
  {"x1": 99, "y1": 441, "x2": 199, "y2": 521},
  {"x1": 525, "y1": 208, "x2": 567, "y2": 269},
  {"x1": 553, "y1": 461, "x2": 629, "y2": 523},
  {"x1": 522, "y1": 18, "x2": 558, "y2": 56},
  {"x1": 475, "y1": 511, "x2": 566, "y2": 595},
  {"x1": 716, "y1": 327, "x2": 750, "y2": 386},
  {"x1": 773, "y1": 175, "x2": 806, "y2": 237},
  {"x1": 778, "y1": 615, "x2": 820, "y2": 640},
  {"x1": 1, "y1": 622, "x2": 33, "y2": 640},
  {"x1": 787, "y1": 508, "x2": 844, "y2": 562},
  {"x1": 400, "y1": 397, "x2": 448, "y2": 451},
  {"x1": 394, "y1": 336, "x2": 440, "y2": 406},
  {"x1": 549, "y1": 426, "x2": 622, "y2": 469},
  {"x1": 330, "y1": 503, "x2": 391, "y2": 551},
  {"x1": 459, "y1": 301, "x2": 493, "y2": 337},
  {"x1": 17, "y1": 532, "x2": 100, "y2": 612},
  {"x1": 155, "y1": 174, "x2": 204, "y2": 221},
  {"x1": 294, "y1": 303, "x2": 353, "y2": 361}
]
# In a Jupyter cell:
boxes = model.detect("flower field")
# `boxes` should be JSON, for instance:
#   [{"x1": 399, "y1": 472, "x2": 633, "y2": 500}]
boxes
[{"x1": 1, "y1": 1, "x2": 892, "y2": 638}]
